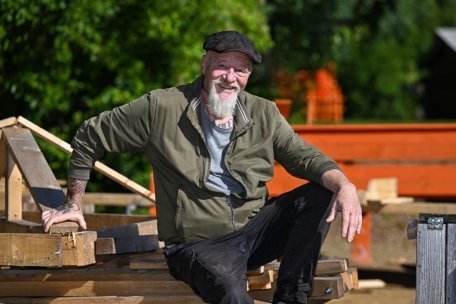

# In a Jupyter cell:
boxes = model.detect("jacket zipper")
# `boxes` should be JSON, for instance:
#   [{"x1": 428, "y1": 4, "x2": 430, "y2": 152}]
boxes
[{"x1": 226, "y1": 196, "x2": 236, "y2": 231}]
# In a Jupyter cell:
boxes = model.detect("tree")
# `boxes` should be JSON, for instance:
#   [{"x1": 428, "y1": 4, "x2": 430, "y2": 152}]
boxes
[{"x1": 0, "y1": 0, "x2": 273, "y2": 192}]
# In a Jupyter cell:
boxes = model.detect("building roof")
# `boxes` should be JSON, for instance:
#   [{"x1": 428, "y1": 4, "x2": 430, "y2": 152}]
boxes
[{"x1": 436, "y1": 27, "x2": 456, "y2": 53}]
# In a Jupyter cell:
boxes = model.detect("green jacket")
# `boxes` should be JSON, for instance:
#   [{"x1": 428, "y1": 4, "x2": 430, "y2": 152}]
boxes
[{"x1": 69, "y1": 75, "x2": 339, "y2": 244}]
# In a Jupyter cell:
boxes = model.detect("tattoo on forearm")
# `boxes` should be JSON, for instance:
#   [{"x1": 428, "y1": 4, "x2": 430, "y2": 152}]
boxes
[
  {"x1": 67, "y1": 177, "x2": 88, "y2": 201},
  {"x1": 56, "y1": 201, "x2": 81, "y2": 214}
]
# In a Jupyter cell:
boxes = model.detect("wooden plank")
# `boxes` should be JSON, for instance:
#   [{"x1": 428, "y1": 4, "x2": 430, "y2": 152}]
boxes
[
  {"x1": 0, "y1": 233, "x2": 62, "y2": 267},
  {"x1": 263, "y1": 258, "x2": 349, "y2": 277},
  {"x1": 310, "y1": 276, "x2": 345, "y2": 299},
  {"x1": 314, "y1": 258, "x2": 348, "y2": 276},
  {"x1": 0, "y1": 280, "x2": 194, "y2": 297},
  {"x1": 247, "y1": 270, "x2": 272, "y2": 290},
  {"x1": 17, "y1": 116, "x2": 156, "y2": 203},
  {"x1": 2, "y1": 128, "x2": 78, "y2": 233},
  {"x1": 0, "y1": 131, "x2": 5, "y2": 179},
  {"x1": 0, "y1": 268, "x2": 174, "y2": 281},
  {"x1": 416, "y1": 223, "x2": 446, "y2": 304},
  {"x1": 447, "y1": 224, "x2": 456, "y2": 304},
  {"x1": 362, "y1": 202, "x2": 456, "y2": 215},
  {"x1": 83, "y1": 192, "x2": 153, "y2": 207},
  {"x1": 96, "y1": 220, "x2": 158, "y2": 238},
  {"x1": 2, "y1": 128, "x2": 64, "y2": 211},
  {"x1": 95, "y1": 235, "x2": 159, "y2": 255},
  {"x1": 0, "y1": 117, "x2": 17, "y2": 129},
  {"x1": 22, "y1": 211, "x2": 155, "y2": 231},
  {"x1": 0, "y1": 295, "x2": 204, "y2": 303},
  {"x1": 248, "y1": 276, "x2": 345, "y2": 301},
  {"x1": 0, "y1": 218, "x2": 43, "y2": 233},
  {"x1": 347, "y1": 268, "x2": 359, "y2": 288},
  {"x1": 6, "y1": 148, "x2": 22, "y2": 220},
  {"x1": 61, "y1": 231, "x2": 97, "y2": 266}
]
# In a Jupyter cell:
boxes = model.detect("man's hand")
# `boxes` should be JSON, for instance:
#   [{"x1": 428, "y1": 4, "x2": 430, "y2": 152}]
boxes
[
  {"x1": 41, "y1": 176, "x2": 89, "y2": 233},
  {"x1": 322, "y1": 169, "x2": 362, "y2": 242},
  {"x1": 41, "y1": 201, "x2": 87, "y2": 233}
]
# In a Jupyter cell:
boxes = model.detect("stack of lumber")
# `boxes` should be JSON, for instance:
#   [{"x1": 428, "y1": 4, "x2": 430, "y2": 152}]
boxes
[{"x1": 0, "y1": 245, "x2": 357, "y2": 303}]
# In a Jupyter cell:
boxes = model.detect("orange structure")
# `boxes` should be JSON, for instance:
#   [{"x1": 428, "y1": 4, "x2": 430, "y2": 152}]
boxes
[
  {"x1": 306, "y1": 63, "x2": 345, "y2": 125},
  {"x1": 267, "y1": 123, "x2": 456, "y2": 200}
]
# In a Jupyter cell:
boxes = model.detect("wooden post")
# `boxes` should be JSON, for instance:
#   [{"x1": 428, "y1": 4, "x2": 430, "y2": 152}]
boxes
[
  {"x1": 416, "y1": 222, "x2": 446, "y2": 304},
  {"x1": 447, "y1": 223, "x2": 456, "y2": 303},
  {"x1": 0, "y1": 130, "x2": 5, "y2": 178},
  {"x1": 5, "y1": 148, "x2": 22, "y2": 220}
]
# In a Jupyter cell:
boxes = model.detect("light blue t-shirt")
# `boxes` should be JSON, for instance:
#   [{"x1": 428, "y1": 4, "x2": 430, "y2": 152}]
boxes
[{"x1": 201, "y1": 107, "x2": 244, "y2": 195}]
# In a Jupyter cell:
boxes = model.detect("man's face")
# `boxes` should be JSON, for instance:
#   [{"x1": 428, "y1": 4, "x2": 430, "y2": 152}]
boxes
[{"x1": 202, "y1": 51, "x2": 252, "y2": 102}]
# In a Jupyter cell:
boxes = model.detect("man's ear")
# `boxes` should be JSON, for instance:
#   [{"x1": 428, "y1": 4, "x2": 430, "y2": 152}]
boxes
[{"x1": 201, "y1": 55, "x2": 207, "y2": 75}]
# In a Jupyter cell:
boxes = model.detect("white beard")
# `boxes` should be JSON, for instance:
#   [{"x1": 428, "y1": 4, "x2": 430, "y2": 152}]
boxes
[{"x1": 206, "y1": 80, "x2": 238, "y2": 118}]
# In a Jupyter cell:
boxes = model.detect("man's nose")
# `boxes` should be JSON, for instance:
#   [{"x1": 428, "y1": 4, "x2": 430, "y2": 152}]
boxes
[{"x1": 224, "y1": 68, "x2": 236, "y2": 83}]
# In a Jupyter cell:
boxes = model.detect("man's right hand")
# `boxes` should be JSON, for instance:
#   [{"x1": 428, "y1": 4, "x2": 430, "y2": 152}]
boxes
[
  {"x1": 41, "y1": 201, "x2": 87, "y2": 232},
  {"x1": 42, "y1": 176, "x2": 89, "y2": 233}
]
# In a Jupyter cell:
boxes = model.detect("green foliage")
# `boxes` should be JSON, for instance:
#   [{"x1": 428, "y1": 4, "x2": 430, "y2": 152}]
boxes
[
  {"x1": 0, "y1": 0, "x2": 272, "y2": 192},
  {"x1": 265, "y1": 0, "x2": 456, "y2": 119}
]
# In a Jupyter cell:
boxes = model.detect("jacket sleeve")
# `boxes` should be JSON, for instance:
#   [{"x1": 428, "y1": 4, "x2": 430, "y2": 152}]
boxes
[
  {"x1": 272, "y1": 105, "x2": 340, "y2": 185},
  {"x1": 69, "y1": 95, "x2": 155, "y2": 180}
]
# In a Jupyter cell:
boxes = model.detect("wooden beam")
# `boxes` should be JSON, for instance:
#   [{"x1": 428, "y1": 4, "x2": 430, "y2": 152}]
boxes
[
  {"x1": 95, "y1": 235, "x2": 159, "y2": 255},
  {"x1": 0, "y1": 217, "x2": 43, "y2": 233},
  {"x1": 0, "y1": 233, "x2": 62, "y2": 267},
  {"x1": 362, "y1": 202, "x2": 456, "y2": 215},
  {"x1": 6, "y1": 148, "x2": 22, "y2": 220},
  {"x1": 264, "y1": 258, "x2": 349, "y2": 276},
  {"x1": 447, "y1": 224, "x2": 456, "y2": 303},
  {"x1": 61, "y1": 231, "x2": 97, "y2": 266},
  {"x1": 22, "y1": 211, "x2": 155, "y2": 231},
  {"x1": 0, "y1": 280, "x2": 194, "y2": 297},
  {"x1": 17, "y1": 116, "x2": 155, "y2": 203},
  {"x1": 96, "y1": 220, "x2": 158, "y2": 238},
  {"x1": 0, "y1": 117, "x2": 17, "y2": 129},
  {"x1": 0, "y1": 130, "x2": 5, "y2": 178},
  {"x1": 0, "y1": 295, "x2": 204, "y2": 303},
  {"x1": 82, "y1": 192, "x2": 154, "y2": 207},
  {"x1": 129, "y1": 252, "x2": 168, "y2": 270},
  {"x1": 2, "y1": 128, "x2": 78, "y2": 233}
]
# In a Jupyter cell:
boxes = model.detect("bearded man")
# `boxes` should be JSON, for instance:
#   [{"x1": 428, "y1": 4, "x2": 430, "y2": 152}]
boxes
[{"x1": 42, "y1": 31, "x2": 362, "y2": 304}]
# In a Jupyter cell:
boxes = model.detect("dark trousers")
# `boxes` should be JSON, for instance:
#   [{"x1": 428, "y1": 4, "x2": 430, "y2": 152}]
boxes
[{"x1": 164, "y1": 182, "x2": 335, "y2": 304}]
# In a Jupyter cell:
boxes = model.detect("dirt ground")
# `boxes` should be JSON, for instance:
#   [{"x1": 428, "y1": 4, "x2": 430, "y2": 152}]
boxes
[{"x1": 321, "y1": 213, "x2": 417, "y2": 304}]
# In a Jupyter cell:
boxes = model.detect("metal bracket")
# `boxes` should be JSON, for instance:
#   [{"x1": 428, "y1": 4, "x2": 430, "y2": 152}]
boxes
[{"x1": 427, "y1": 217, "x2": 444, "y2": 230}]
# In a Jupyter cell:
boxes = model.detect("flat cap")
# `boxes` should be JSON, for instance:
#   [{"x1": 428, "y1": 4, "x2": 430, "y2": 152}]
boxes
[{"x1": 203, "y1": 31, "x2": 262, "y2": 64}]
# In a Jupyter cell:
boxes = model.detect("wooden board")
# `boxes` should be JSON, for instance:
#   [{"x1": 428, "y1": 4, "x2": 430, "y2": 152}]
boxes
[
  {"x1": 2, "y1": 128, "x2": 78, "y2": 233},
  {"x1": 447, "y1": 224, "x2": 456, "y2": 304},
  {"x1": 82, "y1": 192, "x2": 154, "y2": 207},
  {"x1": 2, "y1": 128, "x2": 65, "y2": 211},
  {"x1": 362, "y1": 202, "x2": 456, "y2": 215},
  {"x1": 96, "y1": 220, "x2": 158, "y2": 238},
  {"x1": 0, "y1": 295, "x2": 204, "y2": 303},
  {"x1": 0, "y1": 218, "x2": 43, "y2": 233},
  {"x1": 0, "y1": 233, "x2": 62, "y2": 267},
  {"x1": 416, "y1": 223, "x2": 446, "y2": 304},
  {"x1": 0, "y1": 280, "x2": 194, "y2": 297},
  {"x1": 0, "y1": 117, "x2": 17, "y2": 129},
  {"x1": 263, "y1": 258, "x2": 349, "y2": 277},
  {"x1": 6, "y1": 148, "x2": 22, "y2": 220},
  {"x1": 95, "y1": 235, "x2": 159, "y2": 255},
  {"x1": 22, "y1": 211, "x2": 155, "y2": 231},
  {"x1": 61, "y1": 231, "x2": 97, "y2": 266},
  {"x1": 0, "y1": 131, "x2": 5, "y2": 179}
]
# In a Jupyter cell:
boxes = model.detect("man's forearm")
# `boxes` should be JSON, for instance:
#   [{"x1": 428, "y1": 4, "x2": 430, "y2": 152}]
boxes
[{"x1": 65, "y1": 177, "x2": 88, "y2": 206}]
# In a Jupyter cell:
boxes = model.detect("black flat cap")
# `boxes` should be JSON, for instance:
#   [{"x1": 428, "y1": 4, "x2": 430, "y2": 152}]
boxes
[{"x1": 203, "y1": 31, "x2": 262, "y2": 64}]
